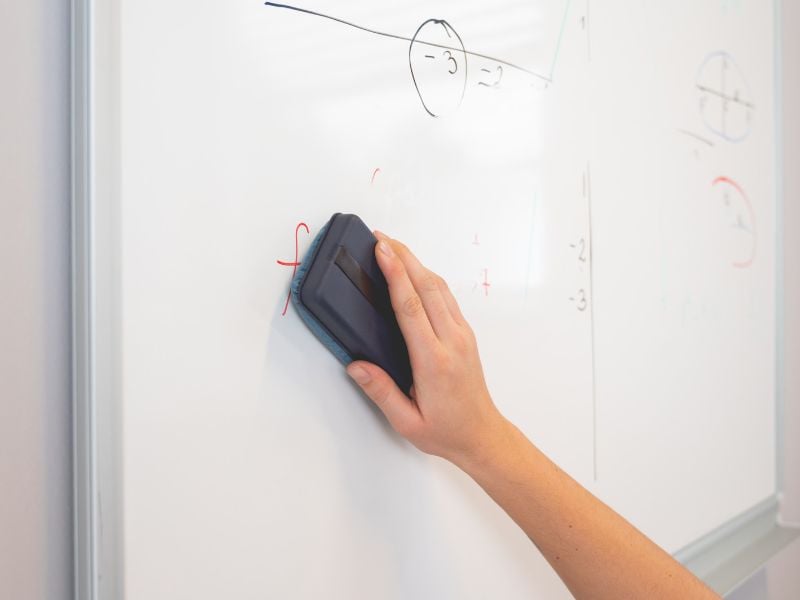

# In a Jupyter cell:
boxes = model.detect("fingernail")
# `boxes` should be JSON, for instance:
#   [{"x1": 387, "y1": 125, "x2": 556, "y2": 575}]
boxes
[
  {"x1": 347, "y1": 364, "x2": 371, "y2": 385},
  {"x1": 374, "y1": 230, "x2": 388, "y2": 240},
  {"x1": 378, "y1": 240, "x2": 394, "y2": 258}
]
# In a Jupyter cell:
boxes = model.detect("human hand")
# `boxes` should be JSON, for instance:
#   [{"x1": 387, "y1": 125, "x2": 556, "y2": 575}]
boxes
[
  {"x1": 348, "y1": 235, "x2": 720, "y2": 600},
  {"x1": 346, "y1": 232, "x2": 508, "y2": 465}
]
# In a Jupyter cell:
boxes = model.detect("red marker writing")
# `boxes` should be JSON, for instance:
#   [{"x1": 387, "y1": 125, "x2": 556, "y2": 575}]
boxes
[{"x1": 277, "y1": 222, "x2": 310, "y2": 316}]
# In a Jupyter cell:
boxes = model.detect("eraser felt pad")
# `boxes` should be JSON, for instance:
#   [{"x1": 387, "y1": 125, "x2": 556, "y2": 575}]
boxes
[
  {"x1": 291, "y1": 213, "x2": 413, "y2": 393},
  {"x1": 290, "y1": 222, "x2": 352, "y2": 364}
]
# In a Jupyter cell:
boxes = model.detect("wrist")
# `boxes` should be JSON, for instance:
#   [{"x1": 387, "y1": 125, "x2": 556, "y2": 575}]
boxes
[{"x1": 449, "y1": 413, "x2": 522, "y2": 476}]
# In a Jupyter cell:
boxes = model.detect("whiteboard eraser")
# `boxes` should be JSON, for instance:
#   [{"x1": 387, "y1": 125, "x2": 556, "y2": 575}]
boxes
[{"x1": 291, "y1": 213, "x2": 413, "y2": 394}]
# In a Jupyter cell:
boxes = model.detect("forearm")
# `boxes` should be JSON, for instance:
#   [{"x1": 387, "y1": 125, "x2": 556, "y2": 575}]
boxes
[
  {"x1": 453, "y1": 418, "x2": 720, "y2": 600},
  {"x1": 349, "y1": 234, "x2": 719, "y2": 598}
]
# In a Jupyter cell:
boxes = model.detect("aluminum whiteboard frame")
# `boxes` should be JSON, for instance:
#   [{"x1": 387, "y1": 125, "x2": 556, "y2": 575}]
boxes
[
  {"x1": 72, "y1": 0, "x2": 124, "y2": 597},
  {"x1": 71, "y1": 0, "x2": 93, "y2": 596},
  {"x1": 71, "y1": 0, "x2": 798, "y2": 597}
]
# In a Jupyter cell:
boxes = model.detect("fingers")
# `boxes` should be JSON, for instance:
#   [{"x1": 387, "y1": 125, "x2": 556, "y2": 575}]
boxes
[
  {"x1": 346, "y1": 361, "x2": 422, "y2": 438},
  {"x1": 433, "y1": 274, "x2": 467, "y2": 326},
  {"x1": 373, "y1": 235, "x2": 440, "y2": 361},
  {"x1": 377, "y1": 234, "x2": 458, "y2": 337}
]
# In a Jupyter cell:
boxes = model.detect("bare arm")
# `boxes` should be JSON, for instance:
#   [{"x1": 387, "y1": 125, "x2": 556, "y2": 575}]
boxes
[{"x1": 345, "y1": 233, "x2": 719, "y2": 600}]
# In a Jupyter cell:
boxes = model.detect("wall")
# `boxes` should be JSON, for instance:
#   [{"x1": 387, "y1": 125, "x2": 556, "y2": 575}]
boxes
[
  {"x1": 0, "y1": 1, "x2": 795, "y2": 599},
  {"x1": 777, "y1": 0, "x2": 800, "y2": 531},
  {"x1": 0, "y1": 1, "x2": 72, "y2": 599}
]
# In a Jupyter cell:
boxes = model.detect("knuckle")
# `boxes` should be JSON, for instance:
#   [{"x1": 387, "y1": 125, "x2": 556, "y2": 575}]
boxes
[
  {"x1": 430, "y1": 348, "x2": 452, "y2": 372},
  {"x1": 386, "y1": 257, "x2": 406, "y2": 278},
  {"x1": 452, "y1": 330, "x2": 471, "y2": 353},
  {"x1": 401, "y1": 293, "x2": 424, "y2": 318},
  {"x1": 373, "y1": 383, "x2": 393, "y2": 408},
  {"x1": 461, "y1": 322, "x2": 476, "y2": 341},
  {"x1": 419, "y1": 273, "x2": 440, "y2": 293},
  {"x1": 393, "y1": 241, "x2": 410, "y2": 255}
]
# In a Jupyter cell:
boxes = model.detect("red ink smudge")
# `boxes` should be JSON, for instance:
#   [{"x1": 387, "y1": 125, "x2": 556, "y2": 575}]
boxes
[
  {"x1": 277, "y1": 222, "x2": 310, "y2": 316},
  {"x1": 482, "y1": 268, "x2": 490, "y2": 297}
]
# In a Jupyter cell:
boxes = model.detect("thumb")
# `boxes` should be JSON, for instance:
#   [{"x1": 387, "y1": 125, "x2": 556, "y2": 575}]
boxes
[{"x1": 346, "y1": 361, "x2": 421, "y2": 437}]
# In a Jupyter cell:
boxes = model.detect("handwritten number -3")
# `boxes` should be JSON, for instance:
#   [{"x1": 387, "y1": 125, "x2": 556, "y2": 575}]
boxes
[
  {"x1": 443, "y1": 50, "x2": 458, "y2": 74},
  {"x1": 576, "y1": 289, "x2": 587, "y2": 312}
]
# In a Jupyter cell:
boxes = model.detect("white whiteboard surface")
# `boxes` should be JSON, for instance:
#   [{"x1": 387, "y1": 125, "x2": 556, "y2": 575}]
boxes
[{"x1": 81, "y1": 1, "x2": 779, "y2": 597}]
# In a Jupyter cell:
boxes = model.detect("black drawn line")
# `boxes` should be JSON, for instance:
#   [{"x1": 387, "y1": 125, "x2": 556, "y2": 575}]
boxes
[
  {"x1": 524, "y1": 195, "x2": 538, "y2": 301},
  {"x1": 586, "y1": 0, "x2": 591, "y2": 62},
  {"x1": 409, "y1": 19, "x2": 467, "y2": 117},
  {"x1": 677, "y1": 128, "x2": 715, "y2": 147},
  {"x1": 696, "y1": 83, "x2": 755, "y2": 109},
  {"x1": 587, "y1": 161, "x2": 598, "y2": 482},
  {"x1": 721, "y1": 55, "x2": 727, "y2": 135},
  {"x1": 264, "y1": 2, "x2": 409, "y2": 43},
  {"x1": 263, "y1": 2, "x2": 551, "y2": 82},
  {"x1": 425, "y1": 54, "x2": 435, "y2": 59}
]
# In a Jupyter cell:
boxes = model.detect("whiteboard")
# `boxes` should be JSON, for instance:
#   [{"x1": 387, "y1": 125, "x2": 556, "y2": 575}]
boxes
[{"x1": 78, "y1": 1, "x2": 779, "y2": 598}]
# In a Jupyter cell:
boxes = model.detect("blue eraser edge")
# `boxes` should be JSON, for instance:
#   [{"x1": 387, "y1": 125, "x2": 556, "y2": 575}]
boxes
[{"x1": 290, "y1": 222, "x2": 355, "y2": 366}]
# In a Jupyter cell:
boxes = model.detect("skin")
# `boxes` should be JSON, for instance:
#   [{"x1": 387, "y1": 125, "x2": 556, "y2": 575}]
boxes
[{"x1": 345, "y1": 231, "x2": 721, "y2": 600}]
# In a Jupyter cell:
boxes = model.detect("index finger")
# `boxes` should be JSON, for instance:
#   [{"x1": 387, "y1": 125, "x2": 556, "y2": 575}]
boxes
[
  {"x1": 382, "y1": 237, "x2": 456, "y2": 339},
  {"x1": 374, "y1": 238, "x2": 441, "y2": 365}
]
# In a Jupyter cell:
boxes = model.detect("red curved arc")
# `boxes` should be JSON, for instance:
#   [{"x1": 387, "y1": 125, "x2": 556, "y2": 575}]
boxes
[{"x1": 712, "y1": 176, "x2": 757, "y2": 269}]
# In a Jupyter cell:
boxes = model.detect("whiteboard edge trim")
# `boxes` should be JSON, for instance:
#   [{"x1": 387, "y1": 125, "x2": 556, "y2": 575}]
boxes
[{"x1": 72, "y1": 0, "x2": 96, "y2": 597}]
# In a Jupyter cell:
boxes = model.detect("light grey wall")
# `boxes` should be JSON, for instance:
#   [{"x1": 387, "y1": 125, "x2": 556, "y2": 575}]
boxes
[
  {"x1": 0, "y1": 2, "x2": 796, "y2": 600},
  {"x1": 0, "y1": 1, "x2": 72, "y2": 599},
  {"x1": 777, "y1": 0, "x2": 800, "y2": 529}
]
